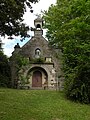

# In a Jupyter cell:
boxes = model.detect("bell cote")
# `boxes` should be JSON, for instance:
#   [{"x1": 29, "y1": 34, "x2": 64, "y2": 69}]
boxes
[{"x1": 34, "y1": 16, "x2": 43, "y2": 36}]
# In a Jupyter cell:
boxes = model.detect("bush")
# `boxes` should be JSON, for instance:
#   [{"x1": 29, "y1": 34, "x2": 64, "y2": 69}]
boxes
[
  {"x1": 0, "y1": 51, "x2": 11, "y2": 87},
  {"x1": 0, "y1": 74, "x2": 11, "y2": 87},
  {"x1": 64, "y1": 64, "x2": 90, "y2": 104}
]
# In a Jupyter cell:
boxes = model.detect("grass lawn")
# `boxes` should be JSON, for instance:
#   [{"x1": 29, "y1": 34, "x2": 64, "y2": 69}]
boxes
[{"x1": 0, "y1": 88, "x2": 90, "y2": 120}]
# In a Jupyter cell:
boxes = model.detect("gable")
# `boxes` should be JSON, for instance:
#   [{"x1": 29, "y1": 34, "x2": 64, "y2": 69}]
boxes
[{"x1": 20, "y1": 36, "x2": 51, "y2": 58}]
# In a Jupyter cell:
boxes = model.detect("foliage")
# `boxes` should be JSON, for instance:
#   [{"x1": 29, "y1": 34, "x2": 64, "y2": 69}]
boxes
[
  {"x1": 19, "y1": 74, "x2": 27, "y2": 85},
  {"x1": 14, "y1": 54, "x2": 30, "y2": 85},
  {"x1": 0, "y1": 0, "x2": 39, "y2": 39},
  {"x1": 0, "y1": 51, "x2": 11, "y2": 87},
  {"x1": 43, "y1": 0, "x2": 90, "y2": 103},
  {"x1": 15, "y1": 54, "x2": 29, "y2": 69},
  {"x1": 32, "y1": 57, "x2": 45, "y2": 63},
  {"x1": 0, "y1": 89, "x2": 90, "y2": 120},
  {"x1": 28, "y1": 57, "x2": 45, "y2": 64}
]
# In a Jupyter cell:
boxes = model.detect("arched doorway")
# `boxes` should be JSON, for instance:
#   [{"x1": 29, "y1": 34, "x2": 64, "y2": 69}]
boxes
[
  {"x1": 32, "y1": 71, "x2": 42, "y2": 87},
  {"x1": 27, "y1": 67, "x2": 48, "y2": 89}
]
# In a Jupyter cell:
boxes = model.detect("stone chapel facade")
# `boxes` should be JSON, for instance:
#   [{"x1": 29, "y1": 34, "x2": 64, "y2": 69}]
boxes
[{"x1": 10, "y1": 17, "x2": 64, "y2": 90}]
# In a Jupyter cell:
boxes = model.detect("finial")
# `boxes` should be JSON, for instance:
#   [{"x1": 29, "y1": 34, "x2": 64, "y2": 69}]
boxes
[{"x1": 35, "y1": 14, "x2": 41, "y2": 18}]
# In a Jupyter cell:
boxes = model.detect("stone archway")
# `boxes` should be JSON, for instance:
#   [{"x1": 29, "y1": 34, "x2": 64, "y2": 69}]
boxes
[
  {"x1": 27, "y1": 66, "x2": 48, "y2": 89},
  {"x1": 32, "y1": 70, "x2": 42, "y2": 87}
]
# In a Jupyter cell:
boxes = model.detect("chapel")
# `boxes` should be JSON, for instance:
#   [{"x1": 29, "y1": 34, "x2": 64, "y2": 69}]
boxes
[{"x1": 10, "y1": 16, "x2": 64, "y2": 90}]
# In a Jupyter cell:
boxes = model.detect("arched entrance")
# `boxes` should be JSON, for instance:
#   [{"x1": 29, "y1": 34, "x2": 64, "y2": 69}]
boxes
[
  {"x1": 27, "y1": 66, "x2": 48, "y2": 89},
  {"x1": 32, "y1": 71, "x2": 42, "y2": 87}
]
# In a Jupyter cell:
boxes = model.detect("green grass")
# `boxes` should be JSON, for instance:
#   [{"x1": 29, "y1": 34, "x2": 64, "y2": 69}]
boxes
[{"x1": 0, "y1": 89, "x2": 90, "y2": 120}]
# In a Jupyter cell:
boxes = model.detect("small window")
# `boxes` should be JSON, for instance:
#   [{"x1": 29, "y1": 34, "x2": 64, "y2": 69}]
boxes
[
  {"x1": 36, "y1": 24, "x2": 41, "y2": 29},
  {"x1": 35, "y1": 48, "x2": 41, "y2": 58}
]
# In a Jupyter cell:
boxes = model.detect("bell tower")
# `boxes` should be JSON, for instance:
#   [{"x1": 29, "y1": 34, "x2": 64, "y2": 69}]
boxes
[{"x1": 34, "y1": 16, "x2": 43, "y2": 36}]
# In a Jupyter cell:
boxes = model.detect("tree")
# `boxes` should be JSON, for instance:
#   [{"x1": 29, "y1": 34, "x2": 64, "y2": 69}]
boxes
[
  {"x1": 0, "y1": 51, "x2": 11, "y2": 87},
  {"x1": 0, "y1": 0, "x2": 39, "y2": 39},
  {"x1": 43, "y1": 0, "x2": 90, "y2": 103}
]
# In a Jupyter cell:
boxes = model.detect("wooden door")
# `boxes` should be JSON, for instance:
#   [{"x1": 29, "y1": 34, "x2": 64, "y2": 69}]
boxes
[{"x1": 32, "y1": 71, "x2": 42, "y2": 87}]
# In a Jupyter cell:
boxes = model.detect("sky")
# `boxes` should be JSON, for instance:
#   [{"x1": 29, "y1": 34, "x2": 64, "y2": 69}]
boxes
[{"x1": 2, "y1": 0, "x2": 56, "y2": 57}]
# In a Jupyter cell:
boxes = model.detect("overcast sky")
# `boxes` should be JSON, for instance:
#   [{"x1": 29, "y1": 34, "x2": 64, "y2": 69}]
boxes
[{"x1": 2, "y1": 0, "x2": 56, "y2": 57}]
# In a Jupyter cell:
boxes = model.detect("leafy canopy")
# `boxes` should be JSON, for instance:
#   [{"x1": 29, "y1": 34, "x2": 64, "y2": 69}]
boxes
[
  {"x1": 0, "y1": 0, "x2": 39, "y2": 39},
  {"x1": 43, "y1": 0, "x2": 90, "y2": 103}
]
